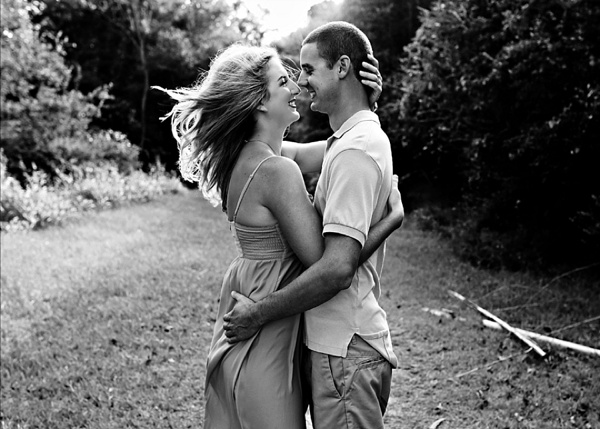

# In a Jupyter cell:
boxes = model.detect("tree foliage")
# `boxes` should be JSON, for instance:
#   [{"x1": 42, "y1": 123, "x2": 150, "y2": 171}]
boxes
[
  {"x1": 395, "y1": 0, "x2": 600, "y2": 268},
  {"x1": 0, "y1": 0, "x2": 118, "y2": 183},
  {"x1": 2, "y1": 0, "x2": 598, "y2": 271},
  {"x1": 34, "y1": 0, "x2": 266, "y2": 168}
]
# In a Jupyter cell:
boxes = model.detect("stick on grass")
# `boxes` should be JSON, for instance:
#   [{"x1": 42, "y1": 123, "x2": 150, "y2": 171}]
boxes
[
  {"x1": 448, "y1": 290, "x2": 547, "y2": 358},
  {"x1": 482, "y1": 319, "x2": 600, "y2": 357}
]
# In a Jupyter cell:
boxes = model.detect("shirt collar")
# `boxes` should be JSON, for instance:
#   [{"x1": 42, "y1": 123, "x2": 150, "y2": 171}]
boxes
[{"x1": 327, "y1": 110, "x2": 380, "y2": 147}]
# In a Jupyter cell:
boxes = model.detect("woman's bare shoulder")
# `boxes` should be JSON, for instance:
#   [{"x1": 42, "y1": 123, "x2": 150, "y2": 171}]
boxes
[{"x1": 257, "y1": 155, "x2": 303, "y2": 181}]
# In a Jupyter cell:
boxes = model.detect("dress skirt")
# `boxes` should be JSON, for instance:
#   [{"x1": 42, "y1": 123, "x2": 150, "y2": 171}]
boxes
[{"x1": 204, "y1": 252, "x2": 307, "y2": 429}]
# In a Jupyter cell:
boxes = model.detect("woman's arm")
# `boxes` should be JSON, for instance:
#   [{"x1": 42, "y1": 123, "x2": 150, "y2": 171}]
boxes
[
  {"x1": 258, "y1": 159, "x2": 402, "y2": 269},
  {"x1": 260, "y1": 157, "x2": 324, "y2": 267},
  {"x1": 361, "y1": 54, "x2": 383, "y2": 111},
  {"x1": 282, "y1": 140, "x2": 327, "y2": 174},
  {"x1": 359, "y1": 174, "x2": 404, "y2": 265}
]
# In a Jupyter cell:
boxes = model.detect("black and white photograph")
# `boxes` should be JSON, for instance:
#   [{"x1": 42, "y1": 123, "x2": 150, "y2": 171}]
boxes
[{"x1": 1, "y1": 0, "x2": 599, "y2": 427}]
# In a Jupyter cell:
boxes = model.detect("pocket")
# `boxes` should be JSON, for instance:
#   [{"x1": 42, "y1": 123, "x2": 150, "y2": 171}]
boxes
[
  {"x1": 356, "y1": 354, "x2": 386, "y2": 370},
  {"x1": 324, "y1": 353, "x2": 344, "y2": 398},
  {"x1": 349, "y1": 357, "x2": 392, "y2": 415}
]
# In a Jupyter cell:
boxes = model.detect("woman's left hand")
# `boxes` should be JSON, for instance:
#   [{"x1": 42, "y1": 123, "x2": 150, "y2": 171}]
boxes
[
  {"x1": 360, "y1": 54, "x2": 383, "y2": 110},
  {"x1": 387, "y1": 174, "x2": 404, "y2": 229}
]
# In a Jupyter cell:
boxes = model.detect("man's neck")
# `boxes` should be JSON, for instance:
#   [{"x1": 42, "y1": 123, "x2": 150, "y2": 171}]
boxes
[
  {"x1": 327, "y1": 83, "x2": 371, "y2": 132},
  {"x1": 329, "y1": 104, "x2": 371, "y2": 132}
]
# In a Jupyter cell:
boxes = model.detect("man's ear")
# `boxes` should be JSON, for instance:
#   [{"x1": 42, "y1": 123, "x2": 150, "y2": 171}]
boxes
[{"x1": 336, "y1": 55, "x2": 352, "y2": 79}]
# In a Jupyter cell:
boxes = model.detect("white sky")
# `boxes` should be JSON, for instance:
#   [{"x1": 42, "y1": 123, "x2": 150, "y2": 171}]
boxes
[{"x1": 241, "y1": 0, "x2": 342, "y2": 44}]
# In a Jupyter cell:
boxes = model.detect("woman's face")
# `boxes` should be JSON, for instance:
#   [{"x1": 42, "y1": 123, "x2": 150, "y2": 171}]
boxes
[{"x1": 261, "y1": 57, "x2": 301, "y2": 127}]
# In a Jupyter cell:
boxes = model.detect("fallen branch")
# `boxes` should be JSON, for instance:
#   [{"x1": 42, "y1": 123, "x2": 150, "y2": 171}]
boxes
[
  {"x1": 493, "y1": 302, "x2": 544, "y2": 312},
  {"x1": 448, "y1": 290, "x2": 547, "y2": 358},
  {"x1": 482, "y1": 319, "x2": 600, "y2": 357},
  {"x1": 526, "y1": 261, "x2": 600, "y2": 303},
  {"x1": 429, "y1": 418, "x2": 446, "y2": 429},
  {"x1": 550, "y1": 314, "x2": 600, "y2": 335},
  {"x1": 454, "y1": 349, "x2": 529, "y2": 379},
  {"x1": 422, "y1": 307, "x2": 455, "y2": 319}
]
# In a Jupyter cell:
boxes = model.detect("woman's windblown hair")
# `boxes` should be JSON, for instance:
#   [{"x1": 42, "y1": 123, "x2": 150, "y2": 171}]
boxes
[{"x1": 155, "y1": 44, "x2": 277, "y2": 210}]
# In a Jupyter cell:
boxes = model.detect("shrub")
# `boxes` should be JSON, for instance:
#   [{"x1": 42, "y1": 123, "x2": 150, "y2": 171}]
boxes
[
  {"x1": 50, "y1": 129, "x2": 141, "y2": 174},
  {"x1": 1, "y1": 150, "x2": 183, "y2": 232}
]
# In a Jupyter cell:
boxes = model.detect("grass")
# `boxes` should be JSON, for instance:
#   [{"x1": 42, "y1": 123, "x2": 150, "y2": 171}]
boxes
[{"x1": 1, "y1": 191, "x2": 599, "y2": 428}]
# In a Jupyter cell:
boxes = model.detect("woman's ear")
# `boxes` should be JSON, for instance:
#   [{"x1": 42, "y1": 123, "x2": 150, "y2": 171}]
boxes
[
  {"x1": 256, "y1": 104, "x2": 268, "y2": 112},
  {"x1": 337, "y1": 55, "x2": 351, "y2": 79}
]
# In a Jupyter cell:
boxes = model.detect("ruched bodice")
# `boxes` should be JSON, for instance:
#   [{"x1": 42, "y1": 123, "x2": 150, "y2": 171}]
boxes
[
  {"x1": 227, "y1": 155, "x2": 295, "y2": 261},
  {"x1": 230, "y1": 222, "x2": 294, "y2": 260}
]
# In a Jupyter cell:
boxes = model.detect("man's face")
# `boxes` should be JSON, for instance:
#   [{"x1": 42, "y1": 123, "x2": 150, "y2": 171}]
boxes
[{"x1": 298, "y1": 42, "x2": 338, "y2": 114}]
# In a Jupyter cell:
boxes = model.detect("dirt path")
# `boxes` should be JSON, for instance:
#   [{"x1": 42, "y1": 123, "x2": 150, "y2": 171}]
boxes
[{"x1": 376, "y1": 216, "x2": 600, "y2": 428}]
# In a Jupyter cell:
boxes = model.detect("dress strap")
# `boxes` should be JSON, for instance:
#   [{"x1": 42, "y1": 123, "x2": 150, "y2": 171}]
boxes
[{"x1": 232, "y1": 156, "x2": 276, "y2": 223}]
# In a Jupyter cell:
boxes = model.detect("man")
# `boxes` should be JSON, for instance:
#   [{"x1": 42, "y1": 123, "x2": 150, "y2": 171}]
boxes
[{"x1": 223, "y1": 21, "x2": 400, "y2": 428}]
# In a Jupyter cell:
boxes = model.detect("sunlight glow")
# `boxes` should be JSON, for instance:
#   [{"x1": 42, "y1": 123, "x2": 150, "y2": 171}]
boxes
[{"x1": 241, "y1": 0, "x2": 343, "y2": 44}]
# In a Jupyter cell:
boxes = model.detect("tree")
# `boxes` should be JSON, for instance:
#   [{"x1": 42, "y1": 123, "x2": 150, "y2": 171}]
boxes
[
  {"x1": 87, "y1": 0, "x2": 153, "y2": 150},
  {"x1": 36, "y1": 0, "x2": 266, "y2": 168},
  {"x1": 0, "y1": 0, "x2": 111, "y2": 182},
  {"x1": 396, "y1": 0, "x2": 600, "y2": 269}
]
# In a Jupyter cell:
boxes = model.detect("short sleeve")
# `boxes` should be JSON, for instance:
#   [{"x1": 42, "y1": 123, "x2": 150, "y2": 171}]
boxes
[{"x1": 321, "y1": 149, "x2": 382, "y2": 247}]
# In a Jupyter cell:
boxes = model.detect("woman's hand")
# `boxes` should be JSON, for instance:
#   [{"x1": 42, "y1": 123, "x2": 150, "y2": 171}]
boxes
[
  {"x1": 358, "y1": 174, "x2": 403, "y2": 266},
  {"x1": 360, "y1": 54, "x2": 383, "y2": 111},
  {"x1": 387, "y1": 174, "x2": 404, "y2": 229}
]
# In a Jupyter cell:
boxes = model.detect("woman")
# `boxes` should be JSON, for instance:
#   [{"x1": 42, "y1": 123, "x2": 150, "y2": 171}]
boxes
[{"x1": 157, "y1": 43, "x2": 402, "y2": 428}]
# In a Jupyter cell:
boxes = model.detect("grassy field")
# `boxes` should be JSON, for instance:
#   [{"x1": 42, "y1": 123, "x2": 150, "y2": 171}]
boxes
[{"x1": 1, "y1": 191, "x2": 599, "y2": 428}]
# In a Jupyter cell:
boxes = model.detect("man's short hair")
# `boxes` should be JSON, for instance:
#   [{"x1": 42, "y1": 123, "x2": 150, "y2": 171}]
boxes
[{"x1": 302, "y1": 21, "x2": 373, "y2": 83}]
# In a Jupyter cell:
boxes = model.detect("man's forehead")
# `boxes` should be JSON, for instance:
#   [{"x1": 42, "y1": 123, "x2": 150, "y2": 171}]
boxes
[{"x1": 300, "y1": 43, "x2": 321, "y2": 67}]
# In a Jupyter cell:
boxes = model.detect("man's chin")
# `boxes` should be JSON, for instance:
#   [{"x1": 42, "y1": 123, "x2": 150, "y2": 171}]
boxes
[{"x1": 310, "y1": 102, "x2": 324, "y2": 113}]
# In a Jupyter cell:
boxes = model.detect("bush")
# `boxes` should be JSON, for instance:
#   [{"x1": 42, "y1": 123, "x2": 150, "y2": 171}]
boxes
[
  {"x1": 0, "y1": 150, "x2": 183, "y2": 232},
  {"x1": 50, "y1": 129, "x2": 141, "y2": 174},
  {"x1": 394, "y1": 0, "x2": 600, "y2": 270}
]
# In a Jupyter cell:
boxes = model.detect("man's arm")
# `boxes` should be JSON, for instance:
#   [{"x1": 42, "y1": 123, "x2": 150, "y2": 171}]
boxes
[
  {"x1": 223, "y1": 234, "x2": 361, "y2": 343},
  {"x1": 223, "y1": 177, "x2": 402, "y2": 342}
]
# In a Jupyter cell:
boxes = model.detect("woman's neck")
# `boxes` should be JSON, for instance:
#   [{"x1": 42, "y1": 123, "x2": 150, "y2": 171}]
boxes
[{"x1": 246, "y1": 133, "x2": 283, "y2": 156}]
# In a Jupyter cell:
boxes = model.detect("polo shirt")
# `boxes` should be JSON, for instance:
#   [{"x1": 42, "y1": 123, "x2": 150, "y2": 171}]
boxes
[{"x1": 304, "y1": 110, "x2": 398, "y2": 368}]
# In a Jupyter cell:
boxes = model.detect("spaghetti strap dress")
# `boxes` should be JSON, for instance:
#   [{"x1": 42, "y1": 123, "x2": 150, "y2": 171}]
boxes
[{"x1": 204, "y1": 156, "x2": 307, "y2": 429}]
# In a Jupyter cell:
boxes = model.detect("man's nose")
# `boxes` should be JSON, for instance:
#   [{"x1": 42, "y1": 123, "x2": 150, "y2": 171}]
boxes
[{"x1": 297, "y1": 71, "x2": 308, "y2": 88}]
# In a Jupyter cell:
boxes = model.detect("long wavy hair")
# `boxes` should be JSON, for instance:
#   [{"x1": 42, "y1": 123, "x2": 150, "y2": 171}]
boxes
[{"x1": 155, "y1": 44, "x2": 277, "y2": 211}]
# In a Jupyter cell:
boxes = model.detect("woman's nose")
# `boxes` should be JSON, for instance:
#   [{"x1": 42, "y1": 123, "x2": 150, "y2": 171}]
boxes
[{"x1": 291, "y1": 80, "x2": 300, "y2": 94}]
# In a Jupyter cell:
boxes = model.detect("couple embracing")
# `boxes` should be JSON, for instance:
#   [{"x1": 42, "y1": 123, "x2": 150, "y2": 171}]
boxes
[{"x1": 159, "y1": 21, "x2": 403, "y2": 429}]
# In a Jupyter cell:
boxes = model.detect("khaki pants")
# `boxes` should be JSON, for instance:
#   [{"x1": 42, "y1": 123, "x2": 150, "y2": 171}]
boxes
[{"x1": 303, "y1": 335, "x2": 392, "y2": 429}]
